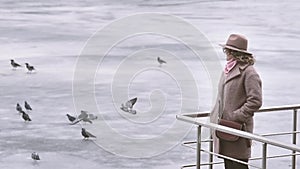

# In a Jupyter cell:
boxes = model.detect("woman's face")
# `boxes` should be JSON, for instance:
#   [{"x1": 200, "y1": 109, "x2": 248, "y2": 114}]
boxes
[
  {"x1": 223, "y1": 48, "x2": 233, "y2": 61},
  {"x1": 226, "y1": 54, "x2": 233, "y2": 61}
]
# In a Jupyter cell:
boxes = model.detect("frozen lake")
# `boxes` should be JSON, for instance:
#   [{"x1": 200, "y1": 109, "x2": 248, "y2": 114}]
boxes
[{"x1": 1, "y1": 0, "x2": 300, "y2": 168}]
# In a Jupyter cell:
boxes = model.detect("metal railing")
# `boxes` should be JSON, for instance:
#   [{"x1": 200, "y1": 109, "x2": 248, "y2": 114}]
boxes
[{"x1": 176, "y1": 104, "x2": 300, "y2": 169}]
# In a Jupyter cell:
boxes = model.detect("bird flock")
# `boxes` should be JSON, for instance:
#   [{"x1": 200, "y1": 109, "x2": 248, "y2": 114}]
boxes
[
  {"x1": 9, "y1": 56, "x2": 167, "y2": 162},
  {"x1": 15, "y1": 101, "x2": 99, "y2": 161},
  {"x1": 16, "y1": 101, "x2": 32, "y2": 122},
  {"x1": 10, "y1": 59, "x2": 36, "y2": 73},
  {"x1": 10, "y1": 58, "x2": 98, "y2": 162}
]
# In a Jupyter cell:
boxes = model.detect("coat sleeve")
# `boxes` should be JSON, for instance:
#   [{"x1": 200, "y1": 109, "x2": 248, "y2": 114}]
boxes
[{"x1": 232, "y1": 70, "x2": 262, "y2": 123}]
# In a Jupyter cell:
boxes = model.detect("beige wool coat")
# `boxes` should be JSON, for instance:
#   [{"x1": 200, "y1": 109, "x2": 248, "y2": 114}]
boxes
[{"x1": 210, "y1": 62, "x2": 262, "y2": 159}]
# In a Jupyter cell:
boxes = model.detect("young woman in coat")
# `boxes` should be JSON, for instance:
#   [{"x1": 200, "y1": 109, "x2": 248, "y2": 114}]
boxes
[{"x1": 211, "y1": 34, "x2": 263, "y2": 169}]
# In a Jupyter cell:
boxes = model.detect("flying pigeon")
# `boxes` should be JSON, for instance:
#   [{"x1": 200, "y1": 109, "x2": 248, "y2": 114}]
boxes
[
  {"x1": 16, "y1": 103, "x2": 23, "y2": 112},
  {"x1": 71, "y1": 110, "x2": 92, "y2": 125},
  {"x1": 157, "y1": 57, "x2": 167, "y2": 66},
  {"x1": 24, "y1": 101, "x2": 32, "y2": 111},
  {"x1": 31, "y1": 152, "x2": 40, "y2": 161},
  {"x1": 81, "y1": 128, "x2": 96, "y2": 139},
  {"x1": 78, "y1": 110, "x2": 92, "y2": 123},
  {"x1": 120, "y1": 97, "x2": 137, "y2": 114},
  {"x1": 66, "y1": 114, "x2": 76, "y2": 122},
  {"x1": 10, "y1": 59, "x2": 21, "y2": 69},
  {"x1": 20, "y1": 110, "x2": 31, "y2": 122},
  {"x1": 25, "y1": 63, "x2": 35, "y2": 72}
]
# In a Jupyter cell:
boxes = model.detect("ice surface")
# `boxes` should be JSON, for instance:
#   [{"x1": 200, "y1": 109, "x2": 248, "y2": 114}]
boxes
[{"x1": 1, "y1": 0, "x2": 300, "y2": 169}]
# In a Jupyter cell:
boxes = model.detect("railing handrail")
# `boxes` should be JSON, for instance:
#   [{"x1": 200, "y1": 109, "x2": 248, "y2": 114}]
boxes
[
  {"x1": 257, "y1": 104, "x2": 300, "y2": 112},
  {"x1": 180, "y1": 104, "x2": 300, "y2": 118},
  {"x1": 176, "y1": 104, "x2": 300, "y2": 152}
]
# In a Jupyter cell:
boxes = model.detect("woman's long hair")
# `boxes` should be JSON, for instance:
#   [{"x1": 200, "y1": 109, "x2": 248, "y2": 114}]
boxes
[{"x1": 223, "y1": 48, "x2": 255, "y2": 65}]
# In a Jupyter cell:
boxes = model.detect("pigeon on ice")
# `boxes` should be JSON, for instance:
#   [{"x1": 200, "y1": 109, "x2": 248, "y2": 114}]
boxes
[
  {"x1": 120, "y1": 97, "x2": 137, "y2": 114},
  {"x1": 25, "y1": 63, "x2": 35, "y2": 72},
  {"x1": 24, "y1": 101, "x2": 32, "y2": 111},
  {"x1": 81, "y1": 128, "x2": 96, "y2": 139},
  {"x1": 157, "y1": 57, "x2": 167, "y2": 66},
  {"x1": 31, "y1": 152, "x2": 40, "y2": 161},
  {"x1": 10, "y1": 59, "x2": 21, "y2": 69},
  {"x1": 16, "y1": 103, "x2": 23, "y2": 112},
  {"x1": 66, "y1": 114, "x2": 76, "y2": 122},
  {"x1": 20, "y1": 110, "x2": 31, "y2": 122}
]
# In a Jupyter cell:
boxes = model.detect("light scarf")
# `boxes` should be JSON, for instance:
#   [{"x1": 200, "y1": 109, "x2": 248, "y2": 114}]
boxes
[{"x1": 224, "y1": 58, "x2": 237, "y2": 74}]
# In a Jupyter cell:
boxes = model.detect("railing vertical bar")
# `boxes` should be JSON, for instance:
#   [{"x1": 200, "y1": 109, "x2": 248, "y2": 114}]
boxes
[
  {"x1": 197, "y1": 125, "x2": 202, "y2": 169},
  {"x1": 262, "y1": 143, "x2": 267, "y2": 169},
  {"x1": 292, "y1": 109, "x2": 298, "y2": 169},
  {"x1": 209, "y1": 134, "x2": 213, "y2": 169}
]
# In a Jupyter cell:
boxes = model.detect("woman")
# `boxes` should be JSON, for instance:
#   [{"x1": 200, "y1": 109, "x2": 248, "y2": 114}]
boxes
[{"x1": 211, "y1": 34, "x2": 262, "y2": 169}]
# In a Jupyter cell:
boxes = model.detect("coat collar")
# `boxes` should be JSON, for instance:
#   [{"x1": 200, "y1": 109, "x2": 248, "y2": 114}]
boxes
[{"x1": 224, "y1": 63, "x2": 249, "y2": 84}]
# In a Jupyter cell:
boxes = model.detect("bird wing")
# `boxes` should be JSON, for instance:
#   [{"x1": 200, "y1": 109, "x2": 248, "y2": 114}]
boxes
[
  {"x1": 70, "y1": 119, "x2": 82, "y2": 125},
  {"x1": 126, "y1": 97, "x2": 137, "y2": 108},
  {"x1": 158, "y1": 57, "x2": 166, "y2": 64},
  {"x1": 14, "y1": 63, "x2": 21, "y2": 67},
  {"x1": 82, "y1": 117, "x2": 93, "y2": 124},
  {"x1": 23, "y1": 113, "x2": 31, "y2": 121},
  {"x1": 78, "y1": 111, "x2": 88, "y2": 119},
  {"x1": 27, "y1": 114, "x2": 32, "y2": 121},
  {"x1": 86, "y1": 131, "x2": 96, "y2": 138},
  {"x1": 88, "y1": 114, "x2": 97, "y2": 120}
]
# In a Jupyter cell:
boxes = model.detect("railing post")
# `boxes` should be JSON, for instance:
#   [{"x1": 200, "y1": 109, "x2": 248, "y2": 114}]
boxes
[
  {"x1": 292, "y1": 109, "x2": 298, "y2": 169},
  {"x1": 197, "y1": 125, "x2": 202, "y2": 169},
  {"x1": 262, "y1": 143, "x2": 267, "y2": 169}
]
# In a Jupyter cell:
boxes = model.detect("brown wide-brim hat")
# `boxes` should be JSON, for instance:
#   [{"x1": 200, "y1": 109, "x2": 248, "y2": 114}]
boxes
[{"x1": 219, "y1": 34, "x2": 252, "y2": 55}]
